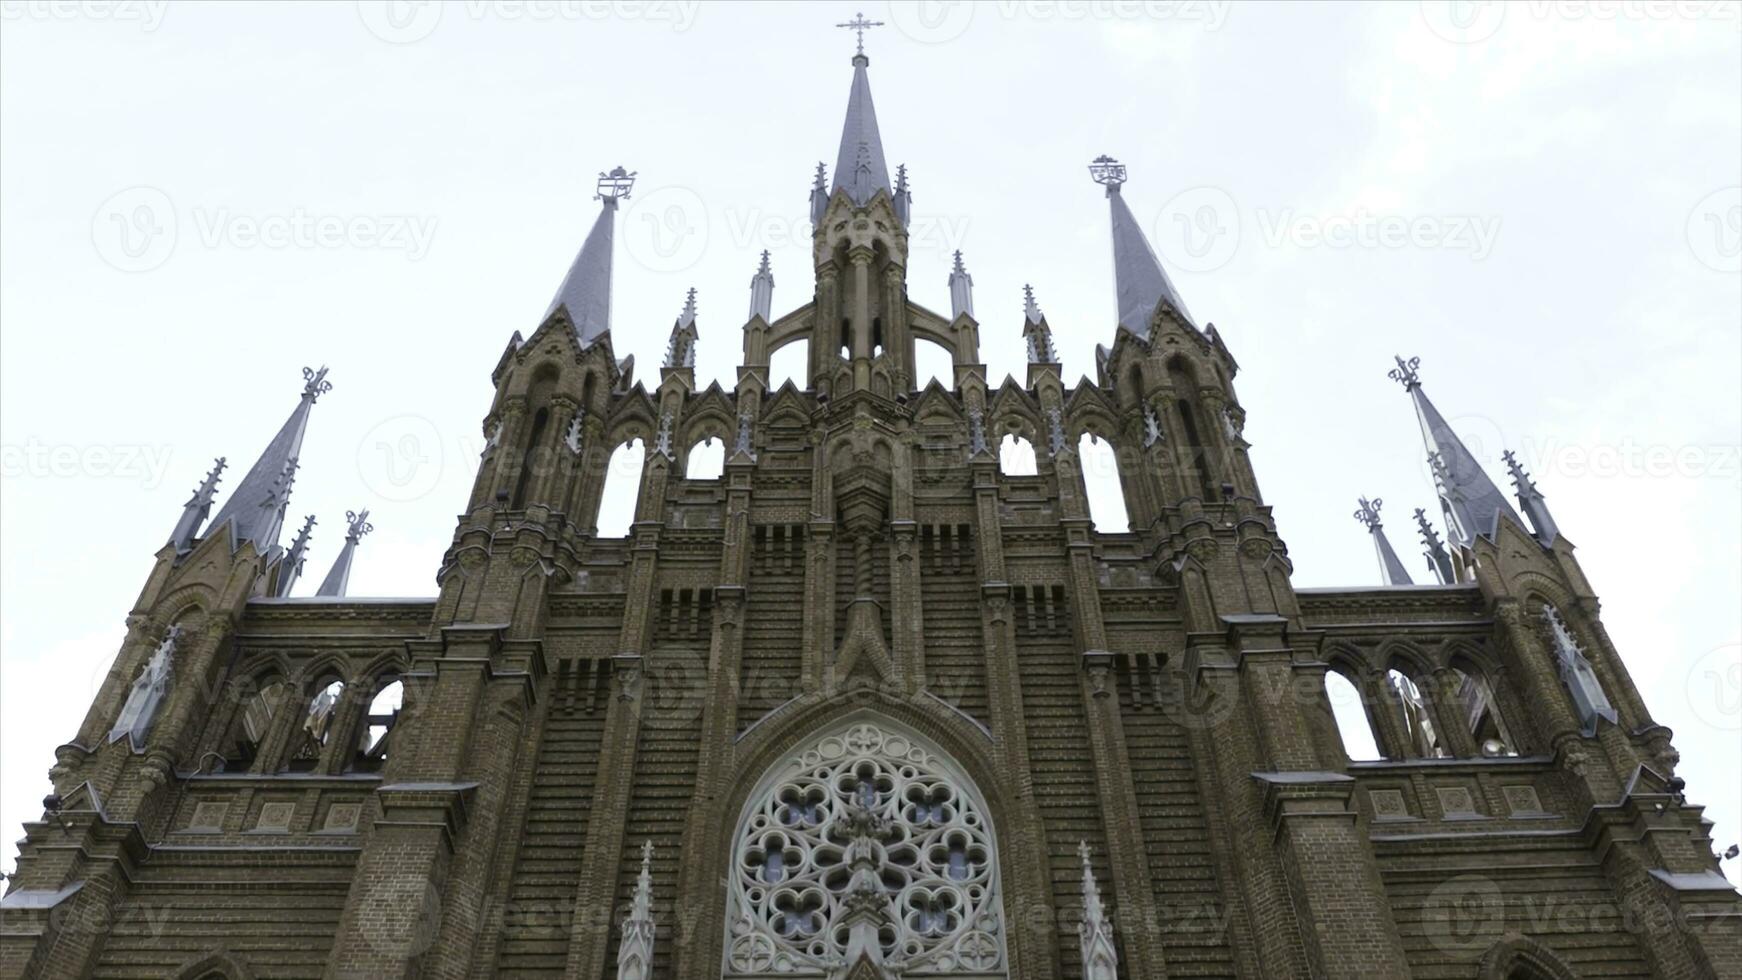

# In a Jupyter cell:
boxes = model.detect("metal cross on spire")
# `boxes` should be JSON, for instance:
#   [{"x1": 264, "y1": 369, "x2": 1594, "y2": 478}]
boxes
[{"x1": 836, "y1": 11, "x2": 884, "y2": 56}]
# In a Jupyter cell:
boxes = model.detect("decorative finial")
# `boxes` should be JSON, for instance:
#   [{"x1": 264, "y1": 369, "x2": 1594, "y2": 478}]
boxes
[
  {"x1": 595, "y1": 165, "x2": 637, "y2": 203},
  {"x1": 1353, "y1": 496, "x2": 1384, "y2": 529},
  {"x1": 680, "y1": 286, "x2": 698, "y2": 323},
  {"x1": 757, "y1": 249, "x2": 771, "y2": 275},
  {"x1": 1502, "y1": 450, "x2": 1533, "y2": 491},
  {"x1": 813, "y1": 161, "x2": 827, "y2": 190},
  {"x1": 1413, "y1": 508, "x2": 1441, "y2": 545},
  {"x1": 1023, "y1": 283, "x2": 1042, "y2": 323},
  {"x1": 1088, "y1": 154, "x2": 1127, "y2": 189},
  {"x1": 836, "y1": 11, "x2": 884, "y2": 58},
  {"x1": 301, "y1": 365, "x2": 332, "y2": 401},
  {"x1": 343, "y1": 509, "x2": 374, "y2": 543},
  {"x1": 204, "y1": 457, "x2": 228, "y2": 485},
  {"x1": 895, "y1": 163, "x2": 909, "y2": 193},
  {"x1": 1388, "y1": 354, "x2": 1422, "y2": 390},
  {"x1": 952, "y1": 250, "x2": 965, "y2": 274}
]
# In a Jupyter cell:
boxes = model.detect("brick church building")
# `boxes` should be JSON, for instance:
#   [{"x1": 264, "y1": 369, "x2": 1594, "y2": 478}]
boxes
[{"x1": 4, "y1": 35, "x2": 1738, "y2": 980}]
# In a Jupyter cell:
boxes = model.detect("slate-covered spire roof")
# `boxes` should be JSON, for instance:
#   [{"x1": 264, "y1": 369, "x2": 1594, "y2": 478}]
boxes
[
  {"x1": 205, "y1": 367, "x2": 329, "y2": 554},
  {"x1": 831, "y1": 52, "x2": 892, "y2": 207},
  {"x1": 1389, "y1": 355, "x2": 1521, "y2": 546},
  {"x1": 1353, "y1": 496, "x2": 1415, "y2": 586},
  {"x1": 315, "y1": 509, "x2": 372, "y2": 598},
  {"x1": 168, "y1": 457, "x2": 226, "y2": 554},
  {"x1": 1089, "y1": 155, "x2": 1194, "y2": 339},
  {"x1": 544, "y1": 166, "x2": 635, "y2": 346}
]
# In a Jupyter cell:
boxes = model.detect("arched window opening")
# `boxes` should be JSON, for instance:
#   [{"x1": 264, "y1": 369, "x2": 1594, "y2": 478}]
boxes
[
  {"x1": 223, "y1": 674, "x2": 287, "y2": 771},
  {"x1": 1386, "y1": 668, "x2": 1447, "y2": 759},
  {"x1": 840, "y1": 318, "x2": 851, "y2": 360},
  {"x1": 1451, "y1": 665, "x2": 1517, "y2": 757},
  {"x1": 511, "y1": 406, "x2": 551, "y2": 509},
  {"x1": 1175, "y1": 399, "x2": 1215, "y2": 497},
  {"x1": 871, "y1": 316, "x2": 884, "y2": 355},
  {"x1": 998, "y1": 434, "x2": 1036, "y2": 476},
  {"x1": 596, "y1": 438, "x2": 645, "y2": 538},
  {"x1": 724, "y1": 719, "x2": 1007, "y2": 976},
  {"x1": 1077, "y1": 433, "x2": 1129, "y2": 532},
  {"x1": 770, "y1": 339, "x2": 809, "y2": 390},
  {"x1": 1126, "y1": 364, "x2": 1145, "y2": 408},
  {"x1": 914, "y1": 338, "x2": 954, "y2": 391},
  {"x1": 1324, "y1": 670, "x2": 1382, "y2": 762},
  {"x1": 353, "y1": 677, "x2": 404, "y2": 772},
  {"x1": 286, "y1": 676, "x2": 345, "y2": 772},
  {"x1": 686, "y1": 437, "x2": 725, "y2": 480}
]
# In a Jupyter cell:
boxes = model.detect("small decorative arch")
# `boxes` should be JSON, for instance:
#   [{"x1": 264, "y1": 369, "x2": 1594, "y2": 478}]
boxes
[
  {"x1": 597, "y1": 438, "x2": 646, "y2": 538},
  {"x1": 351, "y1": 674, "x2": 404, "y2": 772},
  {"x1": 1323, "y1": 664, "x2": 1383, "y2": 762},
  {"x1": 284, "y1": 674, "x2": 346, "y2": 772},
  {"x1": 722, "y1": 714, "x2": 1008, "y2": 977},
  {"x1": 997, "y1": 434, "x2": 1037, "y2": 477},
  {"x1": 1383, "y1": 662, "x2": 1448, "y2": 759},
  {"x1": 1477, "y1": 936, "x2": 1583, "y2": 980},
  {"x1": 685, "y1": 437, "x2": 726, "y2": 480},
  {"x1": 171, "y1": 950, "x2": 255, "y2": 980}
]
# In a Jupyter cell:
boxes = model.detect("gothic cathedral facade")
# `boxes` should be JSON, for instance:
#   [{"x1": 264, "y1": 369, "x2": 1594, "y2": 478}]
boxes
[{"x1": 4, "y1": 47, "x2": 1738, "y2": 980}]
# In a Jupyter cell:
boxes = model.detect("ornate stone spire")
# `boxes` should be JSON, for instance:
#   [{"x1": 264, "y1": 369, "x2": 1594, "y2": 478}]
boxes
[
  {"x1": 1353, "y1": 497, "x2": 1415, "y2": 586},
  {"x1": 315, "y1": 509, "x2": 372, "y2": 598},
  {"x1": 275, "y1": 514, "x2": 317, "y2": 598},
  {"x1": 1414, "y1": 507, "x2": 1456, "y2": 584},
  {"x1": 616, "y1": 841, "x2": 656, "y2": 980},
  {"x1": 1541, "y1": 604, "x2": 1618, "y2": 735},
  {"x1": 1389, "y1": 355, "x2": 1521, "y2": 546},
  {"x1": 205, "y1": 367, "x2": 329, "y2": 554},
  {"x1": 665, "y1": 287, "x2": 699, "y2": 369},
  {"x1": 1078, "y1": 841, "x2": 1119, "y2": 980},
  {"x1": 809, "y1": 161, "x2": 829, "y2": 225},
  {"x1": 830, "y1": 20, "x2": 892, "y2": 208},
  {"x1": 167, "y1": 457, "x2": 226, "y2": 554},
  {"x1": 747, "y1": 250, "x2": 774, "y2": 323},
  {"x1": 544, "y1": 166, "x2": 635, "y2": 346},
  {"x1": 1504, "y1": 450, "x2": 1559, "y2": 544},
  {"x1": 1022, "y1": 284, "x2": 1059, "y2": 365},
  {"x1": 1089, "y1": 154, "x2": 1193, "y2": 339},
  {"x1": 947, "y1": 250, "x2": 974, "y2": 320}
]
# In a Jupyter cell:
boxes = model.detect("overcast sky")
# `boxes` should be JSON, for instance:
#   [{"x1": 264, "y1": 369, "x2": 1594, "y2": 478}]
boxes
[{"x1": 2, "y1": 1, "x2": 1737, "y2": 892}]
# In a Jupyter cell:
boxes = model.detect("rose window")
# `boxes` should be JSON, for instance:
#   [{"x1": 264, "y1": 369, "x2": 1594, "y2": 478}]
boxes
[{"x1": 724, "y1": 721, "x2": 1007, "y2": 976}]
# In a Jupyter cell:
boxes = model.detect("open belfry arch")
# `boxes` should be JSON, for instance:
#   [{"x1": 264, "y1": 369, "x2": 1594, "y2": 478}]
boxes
[{"x1": 4, "y1": 23, "x2": 1738, "y2": 980}]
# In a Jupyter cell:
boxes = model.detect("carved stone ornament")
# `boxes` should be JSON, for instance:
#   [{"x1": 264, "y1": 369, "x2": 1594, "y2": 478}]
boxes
[{"x1": 724, "y1": 721, "x2": 1006, "y2": 977}]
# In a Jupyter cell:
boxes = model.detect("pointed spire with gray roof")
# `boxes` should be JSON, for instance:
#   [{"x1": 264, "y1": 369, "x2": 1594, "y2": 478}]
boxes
[
  {"x1": 168, "y1": 457, "x2": 226, "y2": 554},
  {"x1": 1089, "y1": 155, "x2": 1194, "y2": 339},
  {"x1": 1354, "y1": 497, "x2": 1415, "y2": 586},
  {"x1": 1389, "y1": 355, "x2": 1521, "y2": 547},
  {"x1": 1022, "y1": 284, "x2": 1059, "y2": 365},
  {"x1": 1414, "y1": 507, "x2": 1457, "y2": 584},
  {"x1": 275, "y1": 514, "x2": 317, "y2": 597},
  {"x1": 947, "y1": 251, "x2": 974, "y2": 321},
  {"x1": 748, "y1": 250, "x2": 774, "y2": 323},
  {"x1": 315, "y1": 509, "x2": 372, "y2": 598},
  {"x1": 544, "y1": 166, "x2": 635, "y2": 346},
  {"x1": 204, "y1": 367, "x2": 329, "y2": 554},
  {"x1": 1504, "y1": 450, "x2": 1560, "y2": 545},
  {"x1": 831, "y1": 46, "x2": 892, "y2": 208},
  {"x1": 664, "y1": 288, "x2": 698, "y2": 369}
]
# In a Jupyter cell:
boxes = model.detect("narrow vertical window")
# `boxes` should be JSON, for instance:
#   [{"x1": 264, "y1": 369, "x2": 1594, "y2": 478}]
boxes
[
  {"x1": 596, "y1": 438, "x2": 645, "y2": 538},
  {"x1": 1325, "y1": 669, "x2": 1382, "y2": 762}
]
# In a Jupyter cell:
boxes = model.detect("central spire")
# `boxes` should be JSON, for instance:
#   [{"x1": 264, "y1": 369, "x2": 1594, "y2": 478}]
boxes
[
  {"x1": 544, "y1": 166, "x2": 635, "y2": 346},
  {"x1": 1089, "y1": 155, "x2": 1194, "y2": 339},
  {"x1": 1389, "y1": 355, "x2": 1521, "y2": 546},
  {"x1": 830, "y1": 22, "x2": 892, "y2": 208}
]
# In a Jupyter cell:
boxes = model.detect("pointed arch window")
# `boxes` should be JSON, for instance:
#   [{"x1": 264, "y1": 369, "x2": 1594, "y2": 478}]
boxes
[
  {"x1": 724, "y1": 719, "x2": 1007, "y2": 977},
  {"x1": 596, "y1": 438, "x2": 645, "y2": 538},
  {"x1": 286, "y1": 677, "x2": 344, "y2": 772},
  {"x1": 1449, "y1": 664, "x2": 1517, "y2": 757},
  {"x1": 352, "y1": 677, "x2": 404, "y2": 772},
  {"x1": 1385, "y1": 668, "x2": 1447, "y2": 759},
  {"x1": 511, "y1": 406, "x2": 551, "y2": 509},
  {"x1": 1324, "y1": 669, "x2": 1382, "y2": 762},
  {"x1": 686, "y1": 437, "x2": 725, "y2": 480},
  {"x1": 1077, "y1": 432, "x2": 1128, "y2": 532},
  {"x1": 997, "y1": 434, "x2": 1036, "y2": 476},
  {"x1": 223, "y1": 674, "x2": 287, "y2": 771}
]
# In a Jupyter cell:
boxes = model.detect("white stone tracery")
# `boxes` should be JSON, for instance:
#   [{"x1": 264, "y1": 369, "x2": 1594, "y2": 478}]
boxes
[{"x1": 725, "y1": 720, "x2": 1007, "y2": 978}]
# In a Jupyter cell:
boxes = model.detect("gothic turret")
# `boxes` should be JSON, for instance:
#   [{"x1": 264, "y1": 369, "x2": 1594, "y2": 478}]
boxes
[
  {"x1": 1414, "y1": 507, "x2": 1456, "y2": 584},
  {"x1": 275, "y1": 514, "x2": 317, "y2": 598},
  {"x1": 665, "y1": 288, "x2": 699, "y2": 369},
  {"x1": 544, "y1": 166, "x2": 634, "y2": 346},
  {"x1": 1504, "y1": 449, "x2": 1560, "y2": 544},
  {"x1": 314, "y1": 509, "x2": 372, "y2": 598},
  {"x1": 204, "y1": 366, "x2": 330, "y2": 554},
  {"x1": 1089, "y1": 155, "x2": 1193, "y2": 338},
  {"x1": 1353, "y1": 496, "x2": 1414, "y2": 586},
  {"x1": 167, "y1": 457, "x2": 226, "y2": 554},
  {"x1": 1389, "y1": 355, "x2": 1520, "y2": 546},
  {"x1": 947, "y1": 250, "x2": 974, "y2": 321},
  {"x1": 747, "y1": 251, "x2": 773, "y2": 323}
]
